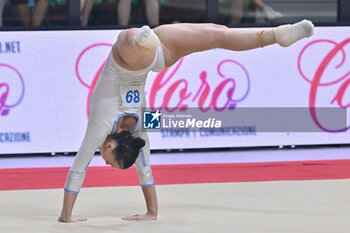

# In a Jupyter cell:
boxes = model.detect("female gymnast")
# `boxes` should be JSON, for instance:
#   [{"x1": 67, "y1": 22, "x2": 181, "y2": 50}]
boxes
[{"x1": 58, "y1": 20, "x2": 314, "y2": 222}]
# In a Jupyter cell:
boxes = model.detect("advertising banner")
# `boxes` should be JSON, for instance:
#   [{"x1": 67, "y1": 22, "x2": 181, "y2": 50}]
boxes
[{"x1": 0, "y1": 27, "x2": 349, "y2": 153}]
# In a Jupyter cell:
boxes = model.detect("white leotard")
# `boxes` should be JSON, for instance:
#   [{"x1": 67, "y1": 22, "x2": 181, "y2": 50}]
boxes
[{"x1": 64, "y1": 43, "x2": 165, "y2": 194}]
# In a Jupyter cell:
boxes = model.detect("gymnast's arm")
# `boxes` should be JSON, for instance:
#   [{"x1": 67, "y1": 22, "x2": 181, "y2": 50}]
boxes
[
  {"x1": 58, "y1": 118, "x2": 108, "y2": 222},
  {"x1": 123, "y1": 135, "x2": 158, "y2": 221},
  {"x1": 140, "y1": 185, "x2": 158, "y2": 220}
]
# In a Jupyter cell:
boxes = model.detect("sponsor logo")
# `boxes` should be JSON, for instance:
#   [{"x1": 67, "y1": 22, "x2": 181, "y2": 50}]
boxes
[
  {"x1": 162, "y1": 117, "x2": 222, "y2": 129},
  {"x1": 0, "y1": 64, "x2": 25, "y2": 116},
  {"x1": 143, "y1": 110, "x2": 161, "y2": 129},
  {"x1": 143, "y1": 109, "x2": 222, "y2": 129},
  {"x1": 298, "y1": 38, "x2": 350, "y2": 132}
]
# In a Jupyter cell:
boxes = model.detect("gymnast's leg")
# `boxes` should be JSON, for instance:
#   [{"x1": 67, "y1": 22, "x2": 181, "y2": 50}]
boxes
[
  {"x1": 153, "y1": 21, "x2": 314, "y2": 67},
  {"x1": 114, "y1": 20, "x2": 313, "y2": 70}
]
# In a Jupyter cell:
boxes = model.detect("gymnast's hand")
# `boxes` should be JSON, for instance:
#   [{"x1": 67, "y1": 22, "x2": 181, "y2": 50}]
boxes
[
  {"x1": 58, "y1": 216, "x2": 88, "y2": 223},
  {"x1": 122, "y1": 212, "x2": 157, "y2": 221}
]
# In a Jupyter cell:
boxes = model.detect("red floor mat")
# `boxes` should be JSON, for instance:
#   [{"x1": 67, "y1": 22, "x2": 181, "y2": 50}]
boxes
[{"x1": 1, "y1": 160, "x2": 350, "y2": 191}]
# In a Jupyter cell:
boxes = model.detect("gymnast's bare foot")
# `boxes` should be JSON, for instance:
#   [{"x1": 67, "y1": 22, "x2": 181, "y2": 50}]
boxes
[
  {"x1": 58, "y1": 216, "x2": 88, "y2": 222},
  {"x1": 122, "y1": 212, "x2": 157, "y2": 221}
]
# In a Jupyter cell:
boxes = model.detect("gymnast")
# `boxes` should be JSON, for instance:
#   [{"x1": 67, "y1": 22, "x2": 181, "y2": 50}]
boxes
[{"x1": 58, "y1": 20, "x2": 314, "y2": 222}]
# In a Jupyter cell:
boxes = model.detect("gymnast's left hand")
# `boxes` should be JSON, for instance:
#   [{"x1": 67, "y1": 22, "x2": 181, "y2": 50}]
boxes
[{"x1": 122, "y1": 212, "x2": 157, "y2": 221}]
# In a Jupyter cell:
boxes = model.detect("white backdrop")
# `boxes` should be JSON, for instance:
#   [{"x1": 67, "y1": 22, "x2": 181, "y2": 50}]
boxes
[{"x1": 0, "y1": 26, "x2": 349, "y2": 153}]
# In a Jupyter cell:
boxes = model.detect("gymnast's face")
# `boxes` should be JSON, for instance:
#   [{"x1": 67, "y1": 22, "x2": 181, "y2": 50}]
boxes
[{"x1": 99, "y1": 140, "x2": 121, "y2": 169}]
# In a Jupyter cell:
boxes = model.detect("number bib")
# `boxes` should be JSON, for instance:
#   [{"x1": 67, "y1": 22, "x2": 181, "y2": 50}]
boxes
[{"x1": 120, "y1": 85, "x2": 144, "y2": 113}]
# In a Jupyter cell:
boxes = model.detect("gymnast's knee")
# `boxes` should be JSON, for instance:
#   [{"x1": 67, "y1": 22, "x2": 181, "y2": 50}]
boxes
[{"x1": 118, "y1": 28, "x2": 138, "y2": 45}]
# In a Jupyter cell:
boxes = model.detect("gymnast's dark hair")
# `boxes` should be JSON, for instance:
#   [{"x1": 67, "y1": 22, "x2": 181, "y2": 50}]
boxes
[{"x1": 109, "y1": 131, "x2": 146, "y2": 169}]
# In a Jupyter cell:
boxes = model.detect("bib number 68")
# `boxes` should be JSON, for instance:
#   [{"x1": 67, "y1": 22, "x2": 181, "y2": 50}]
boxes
[{"x1": 126, "y1": 90, "x2": 140, "y2": 103}]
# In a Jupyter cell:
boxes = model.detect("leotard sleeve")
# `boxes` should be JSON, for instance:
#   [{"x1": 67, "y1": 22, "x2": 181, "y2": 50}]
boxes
[
  {"x1": 134, "y1": 132, "x2": 154, "y2": 187},
  {"x1": 64, "y1": 117, "x2": 109, "y2": 194}
]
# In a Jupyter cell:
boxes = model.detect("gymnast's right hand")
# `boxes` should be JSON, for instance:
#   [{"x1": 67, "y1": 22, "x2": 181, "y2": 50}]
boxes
[{"x1": 58, "y1": 216, "x2": 88, "y2": 222}]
